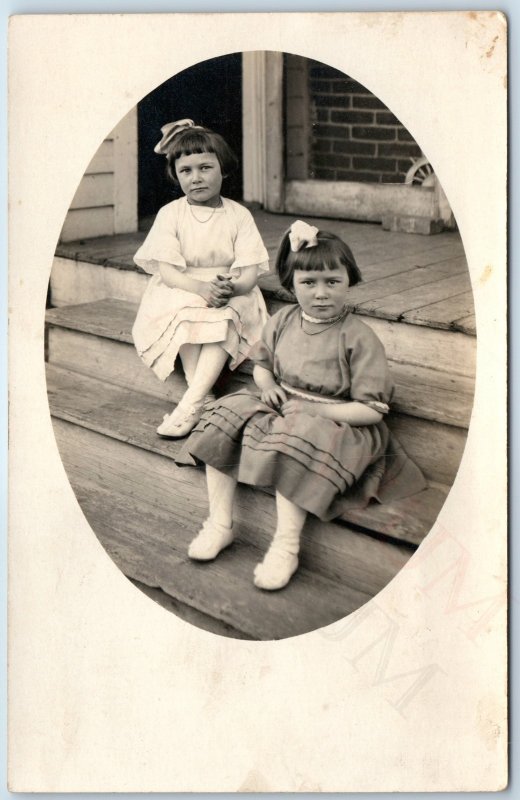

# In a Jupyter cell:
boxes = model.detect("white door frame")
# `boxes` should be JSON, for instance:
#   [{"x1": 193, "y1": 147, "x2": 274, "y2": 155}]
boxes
[{"x1": 242, "y1": 51, "x2": 284, "y2": 212}]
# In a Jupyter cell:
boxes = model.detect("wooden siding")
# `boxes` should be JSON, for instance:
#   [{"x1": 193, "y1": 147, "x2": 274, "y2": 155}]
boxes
[{"x1": 60, "y1": 109, "x2": 137, "y2": 242}]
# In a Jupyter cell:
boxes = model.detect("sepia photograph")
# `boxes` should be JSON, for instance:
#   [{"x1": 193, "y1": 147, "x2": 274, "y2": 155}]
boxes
[
  {"x1": 8, "y1": 11, "x2": 507, "y2": 792},
  {"x1": 46, "y1": 51, "x2": 474, "y2": 640}
]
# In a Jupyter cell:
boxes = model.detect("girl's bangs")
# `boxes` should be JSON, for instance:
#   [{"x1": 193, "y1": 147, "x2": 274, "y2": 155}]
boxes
[
  {"x1": 170, "y1": 131, "x2": 216, "y2": 159},
  {"x1": 290, "y1": 246, "x2": 345, "y2": 272}
]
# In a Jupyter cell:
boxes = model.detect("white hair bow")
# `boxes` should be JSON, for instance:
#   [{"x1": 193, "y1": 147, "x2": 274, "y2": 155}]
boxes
[
  {"x1": 289, "y1": 220, "x2": 319, "y2": 252},
  {"x1": 154, "y1": 119, "x2": 204, "y2": 154}
]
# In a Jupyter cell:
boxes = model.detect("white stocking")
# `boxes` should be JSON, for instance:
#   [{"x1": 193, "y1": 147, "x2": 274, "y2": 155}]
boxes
[
  {"x1": 207, "y1": 465, "x2": 237, "y2": 529},
  {"x1": 188, "y1": 466, "x2": 237, "y2": 561},
  {"x1": 254, "y1": 492, "x2": 307, "y2": 590},
  {"x1": 182, "y1": 343, "x2": 228, "y2": 408},
  {"x1": 178, "y1": 343, "x2": 201, "y2": 387}
]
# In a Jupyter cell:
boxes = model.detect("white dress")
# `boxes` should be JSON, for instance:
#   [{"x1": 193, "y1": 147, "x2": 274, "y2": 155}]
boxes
[{"x1": 132, "y1": 196, "x2": 270, "y2": 381}]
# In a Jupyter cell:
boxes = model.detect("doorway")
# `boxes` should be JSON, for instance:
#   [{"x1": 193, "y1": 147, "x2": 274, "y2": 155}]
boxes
[{"x1": 137, "y1": 53, "x2": 243, "y2": 222}]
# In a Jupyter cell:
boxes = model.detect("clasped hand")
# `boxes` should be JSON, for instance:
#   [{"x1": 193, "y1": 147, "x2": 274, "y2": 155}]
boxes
[{"x1": 201, "y1": 274, "x2": 234, "y2": 308}]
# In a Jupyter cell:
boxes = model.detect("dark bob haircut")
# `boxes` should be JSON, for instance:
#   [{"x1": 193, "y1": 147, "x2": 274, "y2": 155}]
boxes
[
  {"x1": 165, "y1": 127, "x2": 239, "y2": 184},
  {"x1": 275, "y1": 229, "x2": 363, "y2": 292}
]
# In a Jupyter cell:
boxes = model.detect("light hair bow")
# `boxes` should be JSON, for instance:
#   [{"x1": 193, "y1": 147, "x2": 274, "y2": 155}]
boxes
[
  {"x1": 289, "y1": 220, "x2": 319, "y2": 252},
  {"x1": 154, "y1": 119, "x2": 204, "y2": 154}
]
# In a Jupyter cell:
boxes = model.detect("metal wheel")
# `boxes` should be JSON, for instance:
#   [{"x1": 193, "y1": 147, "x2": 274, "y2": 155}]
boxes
[{"x1": 405, "y1": 157, "x2": 436, "y2": 187}]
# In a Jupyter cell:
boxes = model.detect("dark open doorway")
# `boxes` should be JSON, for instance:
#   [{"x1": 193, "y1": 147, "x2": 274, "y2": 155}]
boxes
[{"x1": 138, "y1": 54, "x2": 243, "y2": 222}]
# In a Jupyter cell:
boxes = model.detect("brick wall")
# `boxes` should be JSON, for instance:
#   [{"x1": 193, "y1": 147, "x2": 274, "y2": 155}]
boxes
[{"x1": 308, "y1": 61, "x2": 422, "y2": 184}]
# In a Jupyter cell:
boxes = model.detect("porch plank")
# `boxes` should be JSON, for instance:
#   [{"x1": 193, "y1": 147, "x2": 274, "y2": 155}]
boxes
[
  {"x1": 348, "y1": 236, "x2": 464, "y2": 268},
  {"x1": 47, "y1": 363, "x2": 455, "y2": 536},
  {"x1": 56, "y1": 231, "x2": 147, "y2": 264},
  {"x1": 389, "y1": 412, "x2": 468, "y2": 487},
  {"x1": 358, "y1": 245, "x2": 466, "y2": 283},
  {"x1": 360, "y1": 237, "x2": 465, "y2": 268},
  {"x1": 346, "y1": 256, "x2": 470, "y2": 309},
  {"x1": 403, "y1": 291, "x2": 476, "y2": 329},
  {"x1": 359, "y1": 272, "x2": 472, "y2": 319},
  {"x1": 453, "y1": 314, "x2": 477, "y2": 336},
  {"x1": 47, "y1": 294, "x2": 476, "y2": 379},
  {"x1": 60, "y1": 207, "x2": 114, "y2": 242},
  {"x1": 130, "y1": 579, "x2": 255, "y2": 640},
  {"x1": 53, "y1": 209, "x2": 474, "y2": 335},
  {"x1": 47, "y1": 322, "x2": 474, "y2": 428},
  {"x1": 50, "y1": 256, "x2": 148, "y2": 307},
  {"x1": 46, "y1": 297, "x2": 136, "y2": 343},
  {"x1": 361, "y1": 315, "x2": 476, "y2": 377},
  {"x1": 69, "y1": 475, "x2": 372, "y2": 640},
  {"x1": 53, "y1": 417, "x2": 413, "y2": 590}
]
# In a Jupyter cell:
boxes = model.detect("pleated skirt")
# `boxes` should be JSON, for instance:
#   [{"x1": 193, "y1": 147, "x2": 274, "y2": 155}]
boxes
[{"x1": 179, "y1": 389, "x2": 390, "y2": 521}]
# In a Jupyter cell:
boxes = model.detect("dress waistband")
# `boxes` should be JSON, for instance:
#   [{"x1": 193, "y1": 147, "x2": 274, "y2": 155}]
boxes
[
  {"x1": 280, "y1": 381, "x2": 344, "y2": 405},
  {"x1": 185, "y1": 265, "x2": 232, "y2": 282}
]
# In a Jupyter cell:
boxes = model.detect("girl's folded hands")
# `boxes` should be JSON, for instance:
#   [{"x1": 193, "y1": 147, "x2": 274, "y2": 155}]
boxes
[{"x1": 201, "y1": 275, "x2": 234, "y2": 307}]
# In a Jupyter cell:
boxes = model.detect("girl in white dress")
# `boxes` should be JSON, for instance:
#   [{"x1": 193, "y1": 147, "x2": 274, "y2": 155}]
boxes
[{"x1": 132, "y1": 119, "x2": 269, "y2": 437}]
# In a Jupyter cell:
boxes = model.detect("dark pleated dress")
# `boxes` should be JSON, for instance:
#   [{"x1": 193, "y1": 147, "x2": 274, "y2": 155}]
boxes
[{"x1": 178, "y1": 305, "x2": 426, "y2": 521}]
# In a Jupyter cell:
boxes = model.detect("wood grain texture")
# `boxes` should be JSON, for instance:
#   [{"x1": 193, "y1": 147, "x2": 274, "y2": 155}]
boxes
[
  {"x1": 347, "y1": 257, "x2": 470, "y2": 309},
  {"x1": 358, "y1": 273, "x2": 472, "y2": 319},
  {"x1": 403, "y1": 291, "x2": 476, "y2": 329},
  {"x1": 452, "y1": 313, "x2": 477, "y2": 336},
  {"x1": 47, "y1": 296, "x2": 476, "y2": 385},
  {"x1": 47, "y1": 364, "x2": 451, "y2": 543},
  {"x1": 68, "y1": 473, "x2": 372, "y2": 640},
  {"x1": 53, "y1": 209, "x2": 474, "y2": 336},
  {"x1": 56, "y1": 231, "x2": 146, "y2": 264},
  {"x1": 356, "y1": 315, "x2": 476, "y2": 378},
  {"x1": 130, "y1": 578, "x2": 255, "y2": 640},
  {"x1": 47, "y1": 318, "x2": 474, "y2": 429},
  {"x1": 388, "y1": 413, "x2": 468, "y2": 487},
  {"x1": 53, "y1": 417, "x2": 413, "y2": 593}
]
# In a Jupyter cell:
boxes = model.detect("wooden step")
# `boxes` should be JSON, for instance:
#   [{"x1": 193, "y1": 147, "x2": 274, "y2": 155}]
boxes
[
  {"x1": 46, "y1": 298, "x2": 475, "y2": 429},
  {"x1": 50, "y1": 252, "x2": 477, "y2": 340},
  {"x1": 46, "y1": 322, "x2": 470, "y2": 485},
  {"x1": 67, "y1": 473, "x2": 373, "y2": 640},
  {"x1": 47, "y1": 286, "x2": 476, "y2": 379},
  {"x1": 51, "y1": 223, "x2": 476, "y2": 337},
  {"x1": 46, "y1": 363, "x2": 448, "y2": 548},
  {"x1": 53, "y1": 414, "x2": 413, "y2": 590}
]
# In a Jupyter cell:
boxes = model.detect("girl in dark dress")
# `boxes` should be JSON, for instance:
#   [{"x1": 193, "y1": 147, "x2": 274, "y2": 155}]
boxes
[{"x1": 180, "y1": 220, "x2": 425, "y2": 590}]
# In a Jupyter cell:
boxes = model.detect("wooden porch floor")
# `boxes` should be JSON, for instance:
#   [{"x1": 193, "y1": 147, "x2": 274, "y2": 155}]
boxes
[{"x1": 56, "y1": 209, "x2": 475, "y2": 336}]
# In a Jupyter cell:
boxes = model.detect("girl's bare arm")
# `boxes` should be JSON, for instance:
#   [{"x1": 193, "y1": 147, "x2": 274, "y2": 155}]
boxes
[
  {"x1": 253, "y1": 365, "x2": 287, "y2": 408},
  {"x1": 224, "y1": 265, "x2": 259, "y2": 296},
  {"x1": 159, "y1": 262, "x2": 229, "y2": 306},
  {"x1": 282, "y1": 398, "x2": 383, "y2": 426},
  {"x1": 159, "y1": 262, "x2": 206, "y2": 294}
]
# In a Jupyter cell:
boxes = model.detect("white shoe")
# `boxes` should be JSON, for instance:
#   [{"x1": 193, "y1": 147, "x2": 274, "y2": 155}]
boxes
[
  {"x1": 156, "y1": 401, "x2": 203, "y2": 438},
  {"x1": 254, "y1": 549, "x2": 299, "y2": 591},
  {"x1": 188, "y1": 519, "x2": 234, "y2": 561}
]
